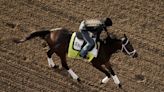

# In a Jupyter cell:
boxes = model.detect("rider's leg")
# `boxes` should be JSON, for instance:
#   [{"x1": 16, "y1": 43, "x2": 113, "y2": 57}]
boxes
[{"x1": 80, "y1": 30, "x2": 94, "y2": 58}]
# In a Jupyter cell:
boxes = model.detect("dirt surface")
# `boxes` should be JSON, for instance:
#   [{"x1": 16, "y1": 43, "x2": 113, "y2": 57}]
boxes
[{"x1": 0, "y1": 0, "x2": 163, "y2": 92}]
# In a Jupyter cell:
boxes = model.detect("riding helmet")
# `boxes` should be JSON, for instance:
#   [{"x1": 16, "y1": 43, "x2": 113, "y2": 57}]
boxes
[{"x1": 103, "y1": 18, "x2": 112, "y2": 27}]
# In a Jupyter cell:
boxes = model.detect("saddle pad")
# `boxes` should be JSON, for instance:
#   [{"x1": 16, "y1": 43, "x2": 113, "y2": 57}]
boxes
[
  {"x1": 68, "y1": 32, "x2": 100, "y2": 62},
  {"x1": 73, "y1": 37, "x2": 84, "y2": 51}
]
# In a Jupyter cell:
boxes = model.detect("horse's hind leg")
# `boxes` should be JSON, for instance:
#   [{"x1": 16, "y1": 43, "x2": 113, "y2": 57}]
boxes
[
  {"x1": 56, "y1": 53, "x2": 80, "y2": 81},
  {"x1": 47, "y1": 49, "x2": 57, "y2": 68}
]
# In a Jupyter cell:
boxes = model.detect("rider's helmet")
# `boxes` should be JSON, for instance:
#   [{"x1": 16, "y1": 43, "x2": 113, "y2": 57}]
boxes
[{"x1": 103, "y1": 18, "x2": 112, "y2": 27}]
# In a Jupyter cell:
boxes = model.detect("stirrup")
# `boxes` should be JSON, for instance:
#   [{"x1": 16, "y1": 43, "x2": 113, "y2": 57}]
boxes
[{"x1": 79, "y1": 54, "x2": 87, "y2": 59}]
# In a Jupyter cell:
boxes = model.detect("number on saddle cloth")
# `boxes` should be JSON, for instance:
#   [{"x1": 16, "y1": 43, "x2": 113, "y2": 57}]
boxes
[{"x1": 74, "y1": 32, "x2": 97, "y2": 51}]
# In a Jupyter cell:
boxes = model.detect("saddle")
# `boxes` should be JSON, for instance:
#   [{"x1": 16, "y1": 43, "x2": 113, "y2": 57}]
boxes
[{"x1": 68, "y1": 32, "x2": 100, "y2": 62}]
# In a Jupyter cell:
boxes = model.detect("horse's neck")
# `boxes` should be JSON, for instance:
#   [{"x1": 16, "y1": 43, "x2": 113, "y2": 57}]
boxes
[{"x1": 102, "y1": 38, "x2": 122, "y2": 53}]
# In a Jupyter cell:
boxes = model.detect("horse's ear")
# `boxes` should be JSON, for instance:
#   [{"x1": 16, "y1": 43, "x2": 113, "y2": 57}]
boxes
[{"x1": 124, "y1": 34, "x2": 127, "y2": 39}]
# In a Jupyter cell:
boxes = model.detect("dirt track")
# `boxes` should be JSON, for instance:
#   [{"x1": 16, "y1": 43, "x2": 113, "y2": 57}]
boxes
[{"x1": 0, "y1": 0, "x2": 163, "y2": 92}]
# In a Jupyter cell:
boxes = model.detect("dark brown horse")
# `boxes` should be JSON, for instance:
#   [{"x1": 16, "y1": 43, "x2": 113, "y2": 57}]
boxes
[{"x1": 14, "y1": 27, "x2": 138, "y2": 88}]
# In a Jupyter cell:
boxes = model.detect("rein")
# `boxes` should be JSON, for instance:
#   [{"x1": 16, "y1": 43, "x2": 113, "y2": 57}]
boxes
[
  {"x1": 121, "y1": 39, "x2": 136, "y2": 57},
  {"x1": 104, "y1": 31, "x2": 136, "y2": 57}
]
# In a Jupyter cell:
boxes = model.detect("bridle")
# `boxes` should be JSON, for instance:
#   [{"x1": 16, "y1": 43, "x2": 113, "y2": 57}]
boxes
[{"x1": 121, "y1": 39, "x2": 136, "y2": 57}]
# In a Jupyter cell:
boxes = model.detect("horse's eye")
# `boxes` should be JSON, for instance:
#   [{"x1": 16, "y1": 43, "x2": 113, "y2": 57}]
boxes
[{"x1": 121, "y1": 38, "x2": 127, "y2": 44}]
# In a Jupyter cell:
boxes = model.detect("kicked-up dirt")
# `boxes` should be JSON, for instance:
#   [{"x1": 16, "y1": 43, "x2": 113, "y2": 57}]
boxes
[{"x1": 0, "y1": 0, "x2": 163, "y2": 92}]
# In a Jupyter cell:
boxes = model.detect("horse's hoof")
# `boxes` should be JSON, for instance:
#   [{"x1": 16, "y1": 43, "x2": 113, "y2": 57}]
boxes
[
  {"x1": 52, "y1": 65, "x2": 59, "y2": 69},
  {"x1": 118, "y1": 84, "x2": 122, "y2": 88},
  {"x1": 12, "y1": 38, "x2": 21, "y2": 43},
  {"x1": 100, "y1": 81, "x2": 104, "y2": 85},
  {"x1": 77, "y1": 78, "x2": 81, "y2": 82},
  {"x1": 100, "y1": 82, "x2": 103, "y2": 85}
]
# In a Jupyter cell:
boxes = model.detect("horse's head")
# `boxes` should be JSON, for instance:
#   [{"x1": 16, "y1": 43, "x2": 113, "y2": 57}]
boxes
[{"x1": 121, "y1": 34, "x2": 138, "y2": 58}]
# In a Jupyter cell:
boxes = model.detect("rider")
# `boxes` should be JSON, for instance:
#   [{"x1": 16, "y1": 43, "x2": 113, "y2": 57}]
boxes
[{"x1": 79, "y1": 17, "x2": 113, "y2": 58}]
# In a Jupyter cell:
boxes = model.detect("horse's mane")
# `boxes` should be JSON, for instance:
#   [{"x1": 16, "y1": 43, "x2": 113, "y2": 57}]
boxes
[{"x1": 101, "y1": 33, "x2": 121, "y2": 45}]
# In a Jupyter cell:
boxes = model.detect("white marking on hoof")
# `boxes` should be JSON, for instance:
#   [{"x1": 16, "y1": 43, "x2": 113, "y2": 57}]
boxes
[
  {"x1": 68, "y1": 69, "x2": 79, "y2": 80},
  {"x1": 112, "y1": 75, "x2": 120, "y2": 85},
  {"x1": 102, "y1": 76, "x2": 109, "y2": 84},
  {"x1": 47, "y1": 58, "x2": 55, "y2": 68}
]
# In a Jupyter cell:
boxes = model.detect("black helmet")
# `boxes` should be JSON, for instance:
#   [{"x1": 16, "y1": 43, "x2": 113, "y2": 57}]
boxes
[{"x1": 103, "y1": 18, "x2": 112, "y2": 27}]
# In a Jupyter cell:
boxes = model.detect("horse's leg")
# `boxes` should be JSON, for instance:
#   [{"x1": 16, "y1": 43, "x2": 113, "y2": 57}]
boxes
[
  {"x1": 47, "y1": 49, "x2": 57, "y2": 68},
  {"x1": 92, "y1": 62, "x2": 111, "y2": 84},
  {"x1": 48, "y1": 47, "x2": 79, "y2": 81},
  {"x1": 57, "y1": 53, "x2": 80, "y2": 81},
  {"x1": 105, "y1": 63, "x2": 121, "y2": 88},
  {"x1": 108, "y1": 67, "x2": 121, "y2": 88}
]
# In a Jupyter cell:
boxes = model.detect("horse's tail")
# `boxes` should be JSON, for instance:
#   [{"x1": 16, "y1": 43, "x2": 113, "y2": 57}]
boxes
[{"x1": 13, "y1": 29, "x2": 50, "y2": 43}]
